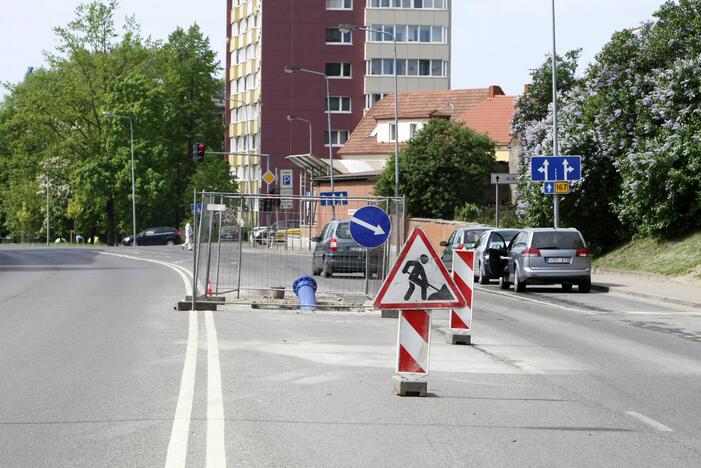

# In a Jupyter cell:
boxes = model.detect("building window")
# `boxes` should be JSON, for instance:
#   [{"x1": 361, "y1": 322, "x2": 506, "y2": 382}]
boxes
[
  {"x1": 325, "y1": 130, "x2": 350, "y2": 147},
  {"x1": 389, "y1": 123, "x2": 397, "y2": 141},
  {"x1": 325, "y1": 62, "x2": 352, "y2": 78},
  {"x1": 410, "y1": 123, "x2": 418, "y2": 138},
  {"x1": 325, "y1": 28, "x2": 352, "y2": 44},
  {"x1": 366, "y1": 59, "x2": 447, "y2": 77},
  {"x1": 365, "y1": 93, "x2": 387, "y2": 109},
  {"x1": 368, "y1": 0, "x2": 446, "y2": 9},
  {"x1": 326, "y1": 0, "x2": 352, "y2": 9},
  {"x1": 325, "y1": 96, "x2": 352, "y2": 113}
]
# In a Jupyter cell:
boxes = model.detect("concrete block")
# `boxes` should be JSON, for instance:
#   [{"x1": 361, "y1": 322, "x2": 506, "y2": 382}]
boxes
[
  {"x1": 446, "y1": 332, "x2": 472, "y2": 345},
  {"x1": 381, "y1": 309, "x2": 399, "y2": 319},
  {"x1": 175, "y1": 301, "x2": 218, "y2": 311},
  {"x1": 392, "y1": 375, "x2": 427, "y2": 397},
  {"x1": 185, "y1": 295, "x2": 225, "y2": 303}
]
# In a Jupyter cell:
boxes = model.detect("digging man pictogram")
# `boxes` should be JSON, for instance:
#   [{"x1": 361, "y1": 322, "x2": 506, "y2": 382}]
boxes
[{"x1": 402, "y1": 254, "x2": 455, "y2": 301}]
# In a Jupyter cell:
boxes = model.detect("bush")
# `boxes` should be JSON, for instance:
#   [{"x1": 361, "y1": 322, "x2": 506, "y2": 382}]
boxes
[{"x1": 455, "y1": 203, "x2": 481, "y2": 222}]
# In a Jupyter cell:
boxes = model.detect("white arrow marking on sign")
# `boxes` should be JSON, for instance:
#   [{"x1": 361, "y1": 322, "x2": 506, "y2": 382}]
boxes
[
  {"x1": 563, "y1": 159, "x2": 574, "y2": 181},
  {"x1": 538, "y1": 159, "x2": 550, "y2": 179},
  {"x1": 351, "y1": 217, "x2": 386, "y2": 235},
  {"x1": 546, "y1": 183, "x2": 553, "y2": 193}
]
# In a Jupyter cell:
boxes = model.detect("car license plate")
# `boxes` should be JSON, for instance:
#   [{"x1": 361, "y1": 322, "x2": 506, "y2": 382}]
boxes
[
  {"x1": 349, "y1": 246, "x2": 363, "y2": 252},
  {"x1": 546, "y1": 257, "x2": 570, "y2": 264}
]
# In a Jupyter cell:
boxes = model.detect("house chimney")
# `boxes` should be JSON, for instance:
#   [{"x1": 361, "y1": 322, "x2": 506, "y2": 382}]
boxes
[{"x1": 488, "y1": 85, "x2": 505, "y2": 98}]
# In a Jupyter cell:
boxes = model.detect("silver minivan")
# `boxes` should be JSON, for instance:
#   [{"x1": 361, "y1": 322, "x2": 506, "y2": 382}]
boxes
[{"x1": 500, "y1": 228, "x2": 591, "y2": 293}]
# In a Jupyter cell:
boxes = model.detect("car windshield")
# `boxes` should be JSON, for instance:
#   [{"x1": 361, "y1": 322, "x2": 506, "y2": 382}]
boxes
[
  {"x1": 532, "y1": 231, "x2": 584, "y2": 250},
  {"x1": 336, "y1": 222, "x2": 352, "y2": 239},
  {"x1": 464, "y1": 230, "x2": 486, "y2": 244}
]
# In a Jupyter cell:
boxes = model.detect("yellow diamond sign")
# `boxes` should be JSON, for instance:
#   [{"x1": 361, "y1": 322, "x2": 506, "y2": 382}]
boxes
[{"x1": 262, "y1": 170, "x2": 276, "y2": 185}]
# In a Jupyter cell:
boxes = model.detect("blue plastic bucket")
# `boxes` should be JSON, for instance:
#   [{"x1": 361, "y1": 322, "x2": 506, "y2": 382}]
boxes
[{"x1": 293, "y1": 276, "x2": 318, "y2": 311}]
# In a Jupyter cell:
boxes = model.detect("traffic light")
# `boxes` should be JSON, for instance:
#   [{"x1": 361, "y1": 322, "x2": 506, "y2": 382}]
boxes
[{"x1": 194, "y1": 143, "x2": 206, "y2": 163}]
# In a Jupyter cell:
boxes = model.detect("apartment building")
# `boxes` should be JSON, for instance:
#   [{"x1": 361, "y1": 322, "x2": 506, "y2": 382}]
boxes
[{"x1": 225, "y1": 0, "x2": 451, "y2": 195}]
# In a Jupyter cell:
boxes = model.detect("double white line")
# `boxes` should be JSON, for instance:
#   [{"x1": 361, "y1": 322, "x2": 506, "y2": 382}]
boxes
[{"x1": 100, "y1": 252, "x2": 227, "y2": 467}]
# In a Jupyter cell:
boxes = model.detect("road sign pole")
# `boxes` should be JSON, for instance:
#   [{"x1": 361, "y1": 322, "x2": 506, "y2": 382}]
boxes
[
  {"x1": 551, "y1": 0, "x2": 560, "y2": 228},
  {"x1": 495, "y1": 184, "x2": 499, "y2": 228}
]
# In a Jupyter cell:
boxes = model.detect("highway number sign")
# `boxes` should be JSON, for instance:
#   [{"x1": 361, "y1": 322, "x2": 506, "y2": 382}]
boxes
[
  {"x1": 374, "y1": 228, "x2": 466, "y2": 310},
  {"x1": 555, "y1": 182, "x2": 570, "y2": 194},
  {"x1": 349, "y1": 205, "x2": 391, "y2": 249}
]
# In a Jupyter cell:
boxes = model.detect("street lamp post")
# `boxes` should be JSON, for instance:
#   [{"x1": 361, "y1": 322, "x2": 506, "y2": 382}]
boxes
[
  {"x1": 284, "y1": 64, "x2": 336, "y2": 218},
  {"x1": 287, "y1": 114, "x2": 313, "y2": 155},
  {"x1": 103, "y1": 112, "x2": 137, "y2": 246},
  {"x1": 551, "y1": 0, "x2": 561, "y2": 228},
  {"x1": 339, "y1": 23, "x2": 400, "y2": 198}
]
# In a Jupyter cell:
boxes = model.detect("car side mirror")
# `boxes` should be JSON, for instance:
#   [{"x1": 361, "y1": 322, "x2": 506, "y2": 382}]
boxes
[
  {"x1": 311, "y1": 236, "x2": 321, "y2": 242},
  {"x1": 439, "y1": 240, "x2": 448, "y2": 247}
]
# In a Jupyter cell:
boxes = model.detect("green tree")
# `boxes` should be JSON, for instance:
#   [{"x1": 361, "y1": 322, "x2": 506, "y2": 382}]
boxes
[
  {"x1": 187, "y1": 157, "x2": 238, "y2": 196},
  {"x1": 375, "y1": 119, "x2": 497, "y2": 219}
]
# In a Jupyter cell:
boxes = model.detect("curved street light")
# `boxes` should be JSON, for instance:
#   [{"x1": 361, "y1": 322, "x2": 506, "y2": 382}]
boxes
[{"x1": 339, "y1": 23, "x2": 400, "y2": 198}]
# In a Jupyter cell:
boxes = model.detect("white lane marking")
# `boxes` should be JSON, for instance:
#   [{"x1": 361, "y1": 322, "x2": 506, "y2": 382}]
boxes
[
  {"x1": 621, "y1": 311, "x2": 701, "y2": 316},
  {"x1": 205, "y1": 311, "x2": 227, "y2": 466},
  {"x1": 626, "y1": 411, "x2": 674, "y2": 432},
  {"x1": 478, "y1": 287, "x2": 587, "y2": 313},
  {"x1": 165, "y1": 310, "x2": 198, "y2": 468},
  {"x1": 98, "y1": 252, "x2": 199, "y2": 467}
]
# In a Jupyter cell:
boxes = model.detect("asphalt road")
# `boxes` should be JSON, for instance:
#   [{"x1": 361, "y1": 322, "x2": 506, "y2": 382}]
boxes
[{"x1": 1, "y1": 246, "x2": 700, "y2": 467}]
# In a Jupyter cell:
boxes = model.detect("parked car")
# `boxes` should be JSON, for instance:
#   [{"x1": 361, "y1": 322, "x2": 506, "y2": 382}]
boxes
[
  {"x1": 499, "y1": 228, "x2": 591, "y2": 293},
  {"x1": 439, "y1": 226, "x2": 492, "y2": 271},
  {"x1": 472, "y1": 229, "x2": 520, "y2": 284},
  {"x1": 122, "y1": 227, "x2": 181, "y2": 246},
  {"x1": 252, "y1": 220, "x2": 300, "y2": 244},
  {"x1": 311, "y1": 220, "x2": 383, "y2": 278},
  {"x1": 220, "y1": 225, "x2": 241, "y2": 242}
]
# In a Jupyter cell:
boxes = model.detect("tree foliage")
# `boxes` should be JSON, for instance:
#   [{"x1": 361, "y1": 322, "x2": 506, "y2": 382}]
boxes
[
  {"x1": 0, "y1": 0, "x2": 224, "y2": 243},
  {"x1": 375, "y1": 119, "x2": 497, "y2": 219}
]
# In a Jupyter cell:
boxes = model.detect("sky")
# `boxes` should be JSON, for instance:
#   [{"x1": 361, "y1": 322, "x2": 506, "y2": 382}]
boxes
[{"x1": 0, "y1": 0, "x2": 666, "y2": 98}]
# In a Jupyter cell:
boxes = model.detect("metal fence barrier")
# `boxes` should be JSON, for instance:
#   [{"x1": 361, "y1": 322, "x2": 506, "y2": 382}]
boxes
[{"x1": 191, "y1": 192, "x2": 406, "y2": 306}]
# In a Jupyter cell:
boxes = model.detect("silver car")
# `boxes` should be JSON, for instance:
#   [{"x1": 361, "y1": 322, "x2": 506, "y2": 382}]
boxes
[{"x1": 500, "y1": 228, "x2": 591, "y2": 293}]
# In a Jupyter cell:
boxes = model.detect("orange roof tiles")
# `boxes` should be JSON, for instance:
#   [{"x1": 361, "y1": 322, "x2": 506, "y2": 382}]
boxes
[
  {"x1": 457, "y1": 95, "x2": 516, "y2": 146},
  {"x1": 338, "y1": 86, "x2": 515, "y2": 157}
]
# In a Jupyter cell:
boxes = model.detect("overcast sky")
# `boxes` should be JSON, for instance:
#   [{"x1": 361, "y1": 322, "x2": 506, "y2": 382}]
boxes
[{"x1": 1, "y1": 0, "x2": 664, "y2": 98}]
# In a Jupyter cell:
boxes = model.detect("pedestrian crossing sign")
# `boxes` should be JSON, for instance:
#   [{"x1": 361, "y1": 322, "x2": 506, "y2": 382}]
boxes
[{"x1": 374, "y1": 227, "x2": 466, "y2": 310}]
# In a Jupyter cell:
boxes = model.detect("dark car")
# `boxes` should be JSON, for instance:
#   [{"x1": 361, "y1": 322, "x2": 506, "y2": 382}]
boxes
[
  {"x1": 220, "y1": 225, "x2": 241, "y2": 242},
  {"x1": 311, "y1": 220, "x2": 383, "y2": 278},
  {"x1": 500, "y1": 228, "x2": 591, "y2": 293},
  {"x1": 440, "y1": 226, "x2": 492, "y2": 271},
  {"x1": 122, "y1": 227, "x2": 181, "y2": 246},
  {"x1": 472, "y1": 229, "x2": 520, "y2": 284}
]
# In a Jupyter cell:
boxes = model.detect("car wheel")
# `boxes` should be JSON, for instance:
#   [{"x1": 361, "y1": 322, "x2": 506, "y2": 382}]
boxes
[
  {"x1": 562, "y1": 283, "x2": 573, "y2": 292},
  {"x1": 579, "y1": 279, "x2": 591, "y2": 293},
  {"x1": 499, "y1": 275, "x2": 510, "y2": 290},
  {"x1": 478, "y1": 262, "x2": 490, "y2": 285},
  {"x1": 322, "y1": 258, "x2": 332, "y2": 278},
  {"x1": 514, "y1": 268, "x2": 526, "y2": 293}
]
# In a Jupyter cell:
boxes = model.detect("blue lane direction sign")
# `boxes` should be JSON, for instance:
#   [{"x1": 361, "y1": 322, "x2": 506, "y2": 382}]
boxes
[
  {"x1": 320, "y1": 191, "x2": 349, "y2": 206},
  {"x1": 191, "y1": 203, "x2": 202, "y2": 214},
  {"x1": 543, "y1": 182, "x2": 555, "y2": 195},
  {"x1": 350, "y1": 206, "x2": 392, "y2": 249},
  {"x1": 531, "y1": 155, "x2": 582, "y2": 182}
]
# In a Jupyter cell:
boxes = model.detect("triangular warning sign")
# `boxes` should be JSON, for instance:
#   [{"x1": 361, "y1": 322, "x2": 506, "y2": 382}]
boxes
[{"x1": 374, "y1": 227, "x2": 466, "y2": 310}]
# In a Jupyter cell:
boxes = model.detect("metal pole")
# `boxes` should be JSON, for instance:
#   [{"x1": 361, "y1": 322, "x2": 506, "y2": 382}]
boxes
[
  {"x1": 236, "y1": 195, "x2": 244, "y2": 299},
  {"x1": 194, "y1": 192, "x2": 206, "y2": 302},
  {"x1": 551, "y1": 0, "x2": 560, "y2": 228},
  {"x1": 496, "y1": 184, "x2": 500, "y2": 228},
  {"x1": 204, "y1": 198, "x2": 214, "y2": 297},
  {"x1": 128, "y1": 118, "x2": 137, "y2": 246},
  {"x1": 325, "y1": 77, "x2": 336, "y2": 219},
  {"x1": 214, "y1": 196, "x2": 224, "y2": 296},
  {"x1": 46, "y1": 177, "x2": 50, "y2": 246},
  {"x1": 393, "y1": 36, "x2": 400, "y2": 198},
  {"x1": 192, "y1": 189, "x2": 197, "y2": 309}
]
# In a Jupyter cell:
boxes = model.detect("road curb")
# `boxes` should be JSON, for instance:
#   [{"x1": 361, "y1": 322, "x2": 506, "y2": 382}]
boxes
[{"x1": 592, "y1": 283, "x2": 701, "y2": 309}]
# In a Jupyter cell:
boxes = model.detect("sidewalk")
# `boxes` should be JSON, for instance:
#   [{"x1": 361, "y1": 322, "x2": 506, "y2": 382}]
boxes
[{"x1": 592, "y1": 270, "x2": 701, "y2": 309}]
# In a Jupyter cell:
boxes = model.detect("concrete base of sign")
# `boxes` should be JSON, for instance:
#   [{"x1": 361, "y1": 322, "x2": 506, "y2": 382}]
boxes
[
  {"x1": 185, "y1": 295, "x2": 225, "y2": 303},
  {"x1": 446, "y1": 331, "x2": 472, "y2": 345},
  {"x1": 392, "y1": 375, "x2": 427, "y2": 397},
  {"x1": 381, "y1": 309, "x2": 399, "y2": 319},
  {"x1": 175, "y1": 301, "x2": 217, "y2": 311}
]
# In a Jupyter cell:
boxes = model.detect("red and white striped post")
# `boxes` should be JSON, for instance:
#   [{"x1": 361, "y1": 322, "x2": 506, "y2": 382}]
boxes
[
  {"x1": 447, "y1": 249, "x2": 474, "y2": 345},
  {"x1": 393, "y1": 310, "x2": 431, "y2": 396}
]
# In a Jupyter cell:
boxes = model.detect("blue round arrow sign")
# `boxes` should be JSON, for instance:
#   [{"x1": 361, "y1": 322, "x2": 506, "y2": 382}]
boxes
[{"x1": 349, "y1": 205, "x2": 392, "y2": 249}]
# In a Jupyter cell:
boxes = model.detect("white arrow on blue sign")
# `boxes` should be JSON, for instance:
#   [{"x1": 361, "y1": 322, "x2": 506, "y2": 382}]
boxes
[
  {"x1": 542, "y1": 182, "x2": 555, "y2": 195},
  {"x1": 349, "y1": 205, "x2": 392, "y2": 249},
  {"x1": 531, "y1": 155, "x2": 582, "y2": 182}
]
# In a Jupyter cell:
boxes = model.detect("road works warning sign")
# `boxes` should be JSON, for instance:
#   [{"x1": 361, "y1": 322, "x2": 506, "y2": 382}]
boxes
[{"x1": 374, "y1": 228, "x2": 466, "y2": 310}]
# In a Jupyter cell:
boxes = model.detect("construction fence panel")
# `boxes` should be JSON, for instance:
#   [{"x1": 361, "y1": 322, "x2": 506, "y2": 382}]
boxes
[{"x1": 192, "y1": 192, "x2": 406, "y2": 304}]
